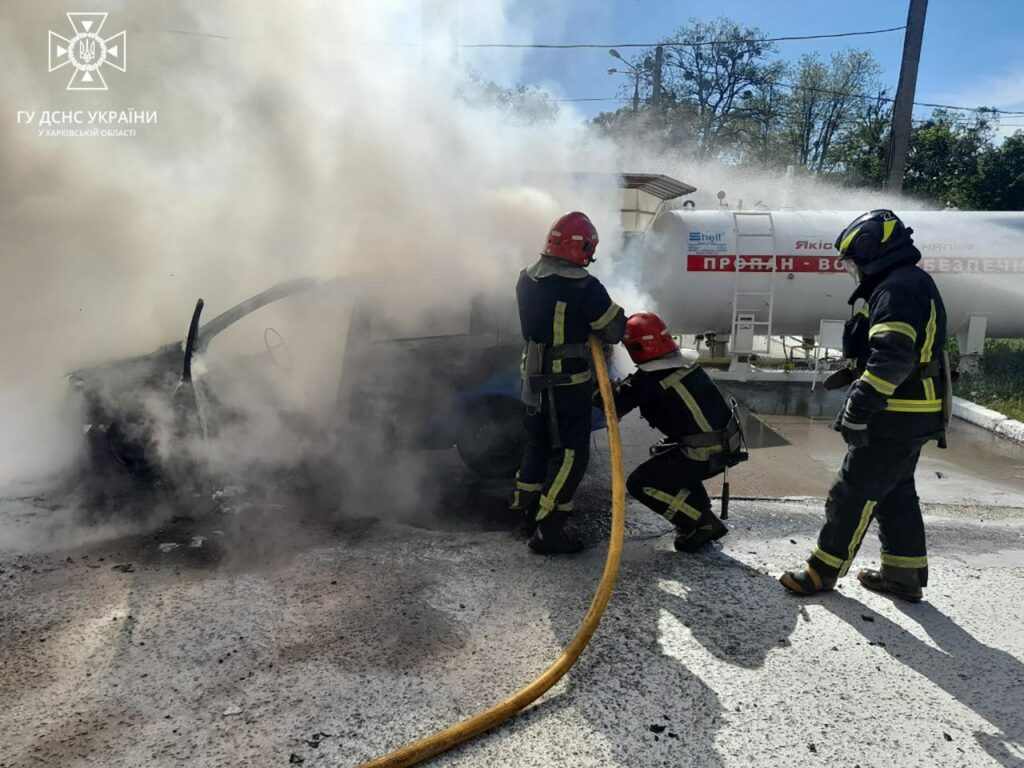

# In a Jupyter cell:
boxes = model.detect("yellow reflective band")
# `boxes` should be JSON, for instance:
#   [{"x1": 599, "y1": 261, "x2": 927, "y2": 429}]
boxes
[
  {"x1": 869, "y1": 322, "x2": 917, "y2": 342},
  {"x1": 658, "y1": 366, "x2": 697, "y2": 390},
  {"x1": 515, "y1": 479, "x2": 543, "y2": 492},
  {"x1": 683, "y1": 444, "x2": 723, "y2": 462},
  {"x1": 886, "y1": 399, "x2": 942, "y2": 413},
  {"x1": 840, "y1": 500, "x2": 877, "y2": 577},
  {"x1": 591, "y1": 301, "x2": 621, "y2": 331},
  {"x1": 556, "y1": 501, "x2": 575, "y2": 512},
  {"x1": 921, "y1": 300, "x2": 937, "y2": 365},
  {"x1": 643, "y1": 487, "x2": 702, "y2": 522},
  {"x1": 555, "y1": 371, "x2": 592, "y2": 387},
  {"x1": 881, "y1": 218, "x2": 897, "y2": 243},
  {"x1": 552, "y1": 301, "x2": 567, "y2": 374},
  {"x1": 859, "y1": 304, "x2": 870, "y2": 317},
  {"x1": 537, "y1": 448, "x2": 575, "y2": 518},
  {"x1": 880, "y1": 553, "x2": 928, "y2": 569},
  {"x1": 860, "y1": 370, "x2": 897, "y2": 396},
  {"x1": 667, "y1": 381, "x2": 713, "y2": 432},
  {"x1": 812, "y1": 547, "x2": 844, "y2": 570},
  {"x1": 839, "y1": 225, "x2": 862, "y2": 255},
  {"x1": 921, "y1": 302, "x2": 938, "y2": 402}
]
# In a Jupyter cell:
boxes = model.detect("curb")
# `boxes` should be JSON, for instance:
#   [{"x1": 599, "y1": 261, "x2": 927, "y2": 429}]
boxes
[{"x1": 952, "y1": 397, "x2": 1024, "y2": 445}]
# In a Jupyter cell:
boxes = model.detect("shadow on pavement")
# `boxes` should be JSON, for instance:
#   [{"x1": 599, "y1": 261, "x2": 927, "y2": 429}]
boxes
[
  {"x1": 822, "y1": 592, "x2": 1024, "y2": 768},
  {"x1": 534, "y1": 544, "x2": 803, "y2": 767}
]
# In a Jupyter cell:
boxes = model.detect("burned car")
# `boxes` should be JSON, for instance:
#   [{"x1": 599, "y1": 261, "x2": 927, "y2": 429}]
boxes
[{"x1": 69, "y1": 277, "x2": 610, "y2": 484}]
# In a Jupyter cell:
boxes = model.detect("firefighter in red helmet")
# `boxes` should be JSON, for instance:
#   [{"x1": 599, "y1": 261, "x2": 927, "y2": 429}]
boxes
[
  {"x1": 513, "y1": 211, "x2": 626, "y2": 554},
  {"x1": 599, "y1": 312, "x2": 746, "y2": 551}
]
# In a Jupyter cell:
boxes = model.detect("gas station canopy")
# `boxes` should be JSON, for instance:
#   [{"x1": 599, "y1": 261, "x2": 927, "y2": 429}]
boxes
[{"x1": 618, "y1": 173, "x2": 696, "y2": 235}]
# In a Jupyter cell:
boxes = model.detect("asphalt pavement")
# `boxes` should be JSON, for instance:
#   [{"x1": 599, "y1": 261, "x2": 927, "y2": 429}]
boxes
[{"x1": 2, "y1": 409, "x2": 1023, "y2": 768}]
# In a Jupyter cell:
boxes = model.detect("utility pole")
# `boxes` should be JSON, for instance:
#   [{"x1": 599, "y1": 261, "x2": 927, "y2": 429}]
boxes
[
  {"x1": 652, "y1": 45, "x2": 663, "y2": 107},
  {"x1": 885, "y1": 0, "x2": 928, "y2": 194}
]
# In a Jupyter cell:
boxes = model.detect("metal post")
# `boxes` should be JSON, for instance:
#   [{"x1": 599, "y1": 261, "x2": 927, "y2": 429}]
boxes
[
  {"x1": 652, "y1": 45, "x2": 663, "y2": 107},
  {"x1": 885, "y1": 0, "x2": 929, "y2": 194},
  {"x1": 632, "y1": 73, "x2": 640, "y2": 113}
]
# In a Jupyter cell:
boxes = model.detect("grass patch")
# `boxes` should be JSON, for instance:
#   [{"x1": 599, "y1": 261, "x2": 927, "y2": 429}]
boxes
[{"x1": 954, "y1": 338, "x2": 1024, "y2": 421}]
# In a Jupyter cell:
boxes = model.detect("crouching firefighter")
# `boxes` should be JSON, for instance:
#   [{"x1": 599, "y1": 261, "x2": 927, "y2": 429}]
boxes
[
  {"x1": 513, "y1": 211, "x2": 626, "y2": 555},
  {"x1": 599, "y1": 312, "x2": 747, "y2": 552},
  {"x1": 781, "y1": 210, "x2": 951, "y2": 603}
]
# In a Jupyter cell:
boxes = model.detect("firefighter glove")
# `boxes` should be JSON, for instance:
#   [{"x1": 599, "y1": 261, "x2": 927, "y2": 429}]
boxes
[{"x1": 836, "y1": 415, "x2": 870, "y2": 447}]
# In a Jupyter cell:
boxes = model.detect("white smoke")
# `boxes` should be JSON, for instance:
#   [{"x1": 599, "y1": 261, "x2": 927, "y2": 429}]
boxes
[{"x1": 0, "y1": 0, "x2": 622, "y2": 497}]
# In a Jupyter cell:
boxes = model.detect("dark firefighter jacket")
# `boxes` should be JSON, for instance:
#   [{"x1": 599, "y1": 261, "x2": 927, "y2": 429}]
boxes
[
  {"x1": 842, "y1": 249, "x2": 947, "y2": 441},
  {"x1": 516, "y1": 256, "x2": 626, "y2": 383},
  {"x1": 612, "y1": 358, "x2": 736, "y2": 462}
]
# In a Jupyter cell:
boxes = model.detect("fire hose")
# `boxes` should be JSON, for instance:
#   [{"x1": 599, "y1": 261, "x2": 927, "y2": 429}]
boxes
[{"x1": 357, "y1": 335, "x2": 626, "y2": 768}]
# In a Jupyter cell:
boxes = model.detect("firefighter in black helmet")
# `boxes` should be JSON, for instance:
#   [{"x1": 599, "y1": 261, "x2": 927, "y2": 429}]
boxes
[
  {"x1": 513, "y1": 211, "x2": 626, "y2": 555},
  {"x1": 781, "y1": 210, "x2": 950, "y2": 602}
]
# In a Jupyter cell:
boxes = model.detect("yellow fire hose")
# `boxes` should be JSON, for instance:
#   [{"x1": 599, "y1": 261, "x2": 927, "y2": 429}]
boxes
[{"x1": 357, "y1": 335, "x2": 626, "y2": 768}]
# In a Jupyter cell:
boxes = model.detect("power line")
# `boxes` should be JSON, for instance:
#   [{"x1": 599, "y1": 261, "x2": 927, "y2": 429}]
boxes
[
  {"x1": 454, "y1": 25, "x2": 907, "y2": 49},
  {"x1": 552, "y1": 83, "x2": 1024, "y2": 117}
]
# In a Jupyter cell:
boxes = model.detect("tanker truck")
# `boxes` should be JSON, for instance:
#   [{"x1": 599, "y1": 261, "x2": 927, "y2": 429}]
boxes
[{"x1": 642, "y1": 209, "x2": 1024, "y2": 368}]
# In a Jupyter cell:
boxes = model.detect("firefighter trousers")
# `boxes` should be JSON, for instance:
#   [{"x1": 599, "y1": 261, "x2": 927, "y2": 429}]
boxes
[
  {"x1": 626, "y1": 448, "x2": 714, "y2": 533},
  {"x1": 809, "y1": 440, "x2": 929, "y2": 587},
  {"x1": 513, "y1": 382, "x2": 592, "y2": 521}
]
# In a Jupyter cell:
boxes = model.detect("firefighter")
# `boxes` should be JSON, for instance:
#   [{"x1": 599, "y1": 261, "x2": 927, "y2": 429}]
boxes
[
  {"x1": 513, "y1": 211, "x2": 626, "y2": 555},
  {"x1": 781, "y1": 210, "x2": 950, "y2": 603},
  {"x1": 601, "y1": 312, "x2": 745, "y2": 551}
]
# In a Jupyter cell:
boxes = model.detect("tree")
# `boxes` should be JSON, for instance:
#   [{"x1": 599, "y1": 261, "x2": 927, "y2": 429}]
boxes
[
  {"x1": 974, "y1": 131, "x2": 1024, "y2": 210},
  {"x1": 734, "y1": 62, "x2": 790, "y2": 167},
  {"x1": 658, "y1": 17, "x2": 778, "y2": 158},
  {"x1": 832, "y1": 90, "x2": 892, "y2": 187},
  {"x1": 785, "y1": 50, "x2": 882, "y2": 172},
  {"x1": 903, "y1": 109, "x2": 994, "y2": 207},
  {"x1": 457, "y1": 70, "x2": 559, "y2": 124}
]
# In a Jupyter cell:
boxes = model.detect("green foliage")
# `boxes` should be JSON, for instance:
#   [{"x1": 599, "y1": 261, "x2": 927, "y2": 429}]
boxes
[
  {"x1": 974, "y1": 131, "x2": 1024, "y2": 210},
  {"x1": 587, "y1": 16, "x2": 1021, "y2": 210},
  {"x1": 956, "y1": 339, "x2": 1024, "y2": 422},
  {"x1": 904, "y1": 110, "x2": 995, "y2": 207}
]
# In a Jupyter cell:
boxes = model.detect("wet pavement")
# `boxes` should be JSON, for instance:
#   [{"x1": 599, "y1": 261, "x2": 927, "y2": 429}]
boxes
[{"x1": 1, "y1": 390, "x2": 1023, "y2": 768}]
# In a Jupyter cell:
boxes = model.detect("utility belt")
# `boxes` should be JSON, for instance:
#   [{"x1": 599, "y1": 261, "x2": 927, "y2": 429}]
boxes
[
  {"x1": 823, "y1": 351, "x2": 956, "y2": 449},
  {"x1": 521, "y1": 340, "x2": 593, "y2": 448},
  {"x1": 822, "y1": 357, "x2": 951, "y2": 391},
  {"x1": 650, "y1": 401, "x2": 749, "y2": 476}
]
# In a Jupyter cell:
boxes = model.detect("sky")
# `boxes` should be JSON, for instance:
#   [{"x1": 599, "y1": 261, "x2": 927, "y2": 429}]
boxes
[{"x1": 462, "y1": 0, "x2": 1024, "y2": 133}]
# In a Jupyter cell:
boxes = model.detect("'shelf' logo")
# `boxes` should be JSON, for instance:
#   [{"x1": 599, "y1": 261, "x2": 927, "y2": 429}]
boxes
[{"x1": 48, "y1": 13, "x2": 126, "y2": 91}]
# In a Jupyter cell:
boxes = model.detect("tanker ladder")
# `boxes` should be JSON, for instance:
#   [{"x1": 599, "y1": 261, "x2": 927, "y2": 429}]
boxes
[{"x1": 729, "y1": 210, "x2": 777, "y2": 373}]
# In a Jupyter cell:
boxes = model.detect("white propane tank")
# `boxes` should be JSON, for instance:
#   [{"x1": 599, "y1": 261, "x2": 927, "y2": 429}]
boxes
[{"x1": 642, "y1": 210, "x2": 1024, "y2": 338}]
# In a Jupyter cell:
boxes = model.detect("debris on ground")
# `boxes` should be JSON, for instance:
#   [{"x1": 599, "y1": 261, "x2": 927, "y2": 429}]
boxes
[
  {"x1": 289, "y1": 754, "x2": 304, "y2": 764},
  {"x1": 111, "y1": 563, "x2": 134, "y2": 573},
  {"x1": 222, "y1": 707, "x2": 243, "y2": 717},
  {"x1": 158, "y1": 543, "x2": 180, "y2": 553}
]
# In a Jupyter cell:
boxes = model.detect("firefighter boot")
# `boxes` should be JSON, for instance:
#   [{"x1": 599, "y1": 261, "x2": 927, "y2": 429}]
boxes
[
  {"x1": 528, "y1": 511, "x2": 584, "y2": 555},
  {"x1": 674, "y1": 510, "x2": 728, "y2": 553},
  {"x1": 779, "y1": 564, "x2": 836, "y2": 595},
  {"x1": 518, "y1": 509, "x2": 539, "y2": 538},
  {"x1": 857, "y1": 568, "x2": 922, "y2": 603},
  {"x1": 511, "y1": 491, "x2": 541, "y2": 538}
]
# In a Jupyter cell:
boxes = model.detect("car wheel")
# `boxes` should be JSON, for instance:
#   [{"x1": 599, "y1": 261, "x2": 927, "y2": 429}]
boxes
[{"x1": 455, "y1": 397, "x2": 525, "y2": 479}]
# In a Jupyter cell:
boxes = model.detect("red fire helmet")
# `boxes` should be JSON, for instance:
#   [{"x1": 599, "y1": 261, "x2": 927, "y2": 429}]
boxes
[
  {"x1": 542, "y1": 211, "x2": 599, "y2": 266},
  {"x1": 623, "y1": 312, "x2": 679, "y2": 364}
]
